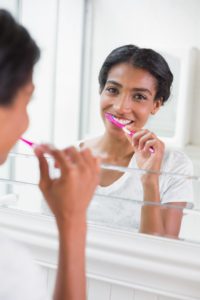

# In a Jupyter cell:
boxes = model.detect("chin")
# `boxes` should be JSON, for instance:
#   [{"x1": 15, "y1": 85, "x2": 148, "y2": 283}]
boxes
[{"x1": 108, "y1": 127, "x2": 125, "y2": 139}]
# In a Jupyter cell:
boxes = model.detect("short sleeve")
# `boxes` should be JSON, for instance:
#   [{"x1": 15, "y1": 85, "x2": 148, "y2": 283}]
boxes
[{"x1": 161, "y1": 150, "x2": 194, "y2": 207}]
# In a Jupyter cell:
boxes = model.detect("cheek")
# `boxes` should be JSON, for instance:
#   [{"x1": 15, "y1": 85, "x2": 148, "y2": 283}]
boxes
[
  {"x1": 100, "y1": 94, "x2": 106, "y2": 108},
  {"x1": 23, "y1": 112, "x2": 29, "y2": 131},
  {"x1": 100, "y1": 95, "x2": 111, "y2": 121},
  {"x1": 139, "y1": 106, "x2": 151, "y2": 116},
  {"x1": 100, "y1": 93, "x2": 113, "y2": 110},
  {"x1": 133, "y1": 105, "x2": 152, "y2": 125},
  {"x1": 19, "y1": 110, "x2": 29, "y2": 134}
]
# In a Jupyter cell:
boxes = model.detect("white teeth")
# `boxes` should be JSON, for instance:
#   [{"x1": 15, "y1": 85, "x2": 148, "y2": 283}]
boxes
[{"x1": 113, "y1": 116, "x2": 132, "y2": 125}]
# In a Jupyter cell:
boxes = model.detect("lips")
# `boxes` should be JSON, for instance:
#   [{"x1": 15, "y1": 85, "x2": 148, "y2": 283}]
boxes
[
  {"x1": 112, "y1": 115, "x2": 133, "y2": 126},
  {"x1": 106, "y1": 113, "x2": 134, "y2": 125},
  {"x1": 105, "y1": 112, "x2": 134, "y2": 131}
]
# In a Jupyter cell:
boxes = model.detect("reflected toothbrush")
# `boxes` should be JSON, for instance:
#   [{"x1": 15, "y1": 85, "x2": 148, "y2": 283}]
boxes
[
  {"x1": 105, "y1": 112, "x2": 136, "y2": 136},
  {"x1": 105, "y1": 112, "x2": 154, "y2": 153}
]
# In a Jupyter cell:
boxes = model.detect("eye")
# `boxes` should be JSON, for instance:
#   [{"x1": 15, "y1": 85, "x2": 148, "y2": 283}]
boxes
[
  {"x1": 133, "y1": 93, "x2": 147, "y2": 102},
  {"x1": 105, "y1": 87, "x2": 118, "y2": 94}
]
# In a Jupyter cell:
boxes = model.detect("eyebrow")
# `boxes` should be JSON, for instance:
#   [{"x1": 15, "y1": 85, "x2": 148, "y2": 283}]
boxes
[
  {"x1": 106, "y1": 80, "x2": 152, "y2": 96},
  {"x1": 106, "y1": 80, "x2": 122, "y2": 87}
]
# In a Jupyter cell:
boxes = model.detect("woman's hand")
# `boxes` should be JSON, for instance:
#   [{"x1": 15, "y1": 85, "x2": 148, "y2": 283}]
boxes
[
  {"x1": 124, "y1": 127, "x2": 164, "y2": 184},
  {"x1": 34, "y1": 145, "x2": 100, "y2": 225}
]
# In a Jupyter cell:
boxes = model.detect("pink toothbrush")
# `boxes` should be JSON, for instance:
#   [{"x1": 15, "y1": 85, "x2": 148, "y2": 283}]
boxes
[
  {"x1": 20, "y1": 137, "x2": 37, "y2": 148},
  {"x1": 105, "y1": 112, "x2": 154, "y2": 153},
  {"x1": 105, "y1": 112, "x2": 136, "y2": 136}
]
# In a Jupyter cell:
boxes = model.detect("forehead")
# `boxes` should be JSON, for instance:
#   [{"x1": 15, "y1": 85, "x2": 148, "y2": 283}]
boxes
[{"x1": 107, "y1": 63, "x2": 157, "y2": 91}]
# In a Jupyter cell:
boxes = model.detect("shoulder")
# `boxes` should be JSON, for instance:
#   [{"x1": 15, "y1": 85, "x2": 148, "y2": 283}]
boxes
[
  {"x1": 74, "y1": 136, "x2": 102, "y2": 148},
  {"x1": 75, "y1": 136, "x2": 104, "y2": 157},
  {"x1": 162, "y1": 148, "x2": 193, "y2": 174}
]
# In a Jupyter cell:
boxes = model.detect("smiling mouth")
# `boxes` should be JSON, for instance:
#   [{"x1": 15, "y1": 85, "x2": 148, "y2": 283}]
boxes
[
  {"x1": 112, "y1": 115, "x2": 133, "y2": 126},
  {"x1": 105, "y1": 112, "x2": 134, "y2": 129}
]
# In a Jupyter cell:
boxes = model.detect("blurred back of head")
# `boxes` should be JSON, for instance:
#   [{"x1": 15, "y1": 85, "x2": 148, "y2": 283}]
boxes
[{"x1": 0, "y1": 9, "x2": 40, "y2": 106}]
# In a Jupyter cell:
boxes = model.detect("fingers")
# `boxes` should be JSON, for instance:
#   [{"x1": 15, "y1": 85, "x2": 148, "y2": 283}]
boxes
[
  {"x1": 143, "y1": 139, "x2": 157, "y2": 155},
  {"x1": 64, "y1": 146, "x2": 86, "y2": 170},
  {"x1": 81, "y1": 148, "x2": 97, "y2": 169},
  {"x1": 57, "y1": 146, "x2": 100, "y2": 175},
  {"x1": 65, "y1": 147, "x2": 100, "y2": 186},
  {"x1": 137, "y1": 131, "x2": 155, "y2": 151},
  {"x1": 36, "y1": 144, "x2": 100, "y2": 178},
  {"x1": 81, "y1": 148, "x2": 101, "y2": 182},
  {"x1": 131, "y1": 130, "x2": 147, "y2": 150},
  {"x1": 35, "y1": 144, "x2": 75, "y2": 177},
  {"x1": 129, "y1": 129, "x2": 163, "y2": 153},
  {"x1": 34, "y1": 146, "x2": 51, "y2": 189},
  {"x1": 44, "y1": 145, "x2": 76, "y2": 173},
  {"x1": 54, "y1": 146, "x2": 74, "y2": 168}
]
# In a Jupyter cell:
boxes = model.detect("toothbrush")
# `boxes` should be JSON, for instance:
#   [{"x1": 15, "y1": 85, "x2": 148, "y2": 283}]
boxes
[
  {"x1": 105, "y1": 112, "x2": 135, "y2": 134},
  {"x1": 105, "y1": 112, "x2": 154, "y2": 153},
  {"x1": 19, "y1": 138, "x2": 52, "y2": 160},
  {"x1": 20, "y1": 137, "x2": 37, "y2": 148}
]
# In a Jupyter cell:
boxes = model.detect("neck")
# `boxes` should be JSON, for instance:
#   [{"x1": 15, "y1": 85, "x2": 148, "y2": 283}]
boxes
[{"x1": 97, "y1": 131, "x2": 134, "y2": 162}]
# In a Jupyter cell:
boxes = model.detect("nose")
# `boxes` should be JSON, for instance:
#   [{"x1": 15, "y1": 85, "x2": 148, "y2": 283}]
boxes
[{"x1": 113, "y1": 94, "x2": 132, "y2": 114}]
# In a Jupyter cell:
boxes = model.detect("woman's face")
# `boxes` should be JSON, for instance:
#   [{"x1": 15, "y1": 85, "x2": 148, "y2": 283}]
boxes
[
  {"x1": 0, "y1": 80, "x2": 34, "y2": 164},
  {"x1": 100, "y1": 63, "x2": 162, "y2": 137}
]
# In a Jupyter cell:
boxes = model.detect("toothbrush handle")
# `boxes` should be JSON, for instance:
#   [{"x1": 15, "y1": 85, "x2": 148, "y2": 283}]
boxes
[
  {"x1": 123, "y1": 128, "x2": 155, "y2": 153},
  {"x1": 149, "y1": 147, "x2": 155, "y2": 154},
  {"x1": 20, "y1": 137, "x2": 36, "y2": 147}
]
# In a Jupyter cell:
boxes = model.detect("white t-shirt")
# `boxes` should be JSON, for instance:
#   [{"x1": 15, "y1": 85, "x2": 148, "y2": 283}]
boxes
[
  {"x1": 87, "y1": 148, "x2": 194, "y2": 230},
  {"x1": 0, "y1": 234, "x2": 49, "y2": 300}
]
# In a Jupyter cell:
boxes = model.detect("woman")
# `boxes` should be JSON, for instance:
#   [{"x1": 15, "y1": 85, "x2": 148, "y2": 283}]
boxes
[
  {"x1": 0, "y1": 9, "x2": 99, "y2": 300},
  {"x1": 81, "y1": 45, "x2": 193, "y2": 237}
]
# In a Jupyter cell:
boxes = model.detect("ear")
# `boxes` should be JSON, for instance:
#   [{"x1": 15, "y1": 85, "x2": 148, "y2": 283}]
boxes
[{"x1": 151, "y1": 98, "x2": 163, "y2": 115}]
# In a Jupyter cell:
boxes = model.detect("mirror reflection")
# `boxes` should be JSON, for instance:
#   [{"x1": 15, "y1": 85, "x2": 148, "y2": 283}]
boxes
[{"x1": 78, "y1": 45, "x2": 193, "y2": 239}]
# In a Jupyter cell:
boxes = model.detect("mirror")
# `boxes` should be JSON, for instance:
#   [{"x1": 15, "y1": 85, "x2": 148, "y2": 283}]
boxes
[{"x1": 0, "y1": 0, "x2": 200, "y2": 244}]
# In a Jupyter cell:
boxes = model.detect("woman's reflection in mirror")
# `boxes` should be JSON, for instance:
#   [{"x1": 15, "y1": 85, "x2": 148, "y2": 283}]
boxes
[{"x1": 80, "y1": 45, "x2": 193, "y2": 238}]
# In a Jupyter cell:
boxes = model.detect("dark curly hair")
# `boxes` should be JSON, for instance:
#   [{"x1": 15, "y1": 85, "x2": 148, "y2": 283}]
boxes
[
  {"x1": 98, "y1": 44, "x2": 173, "y2": 103},
  {"x1": 0, "y1": 9, "x2": 40, "y2": 105}
]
